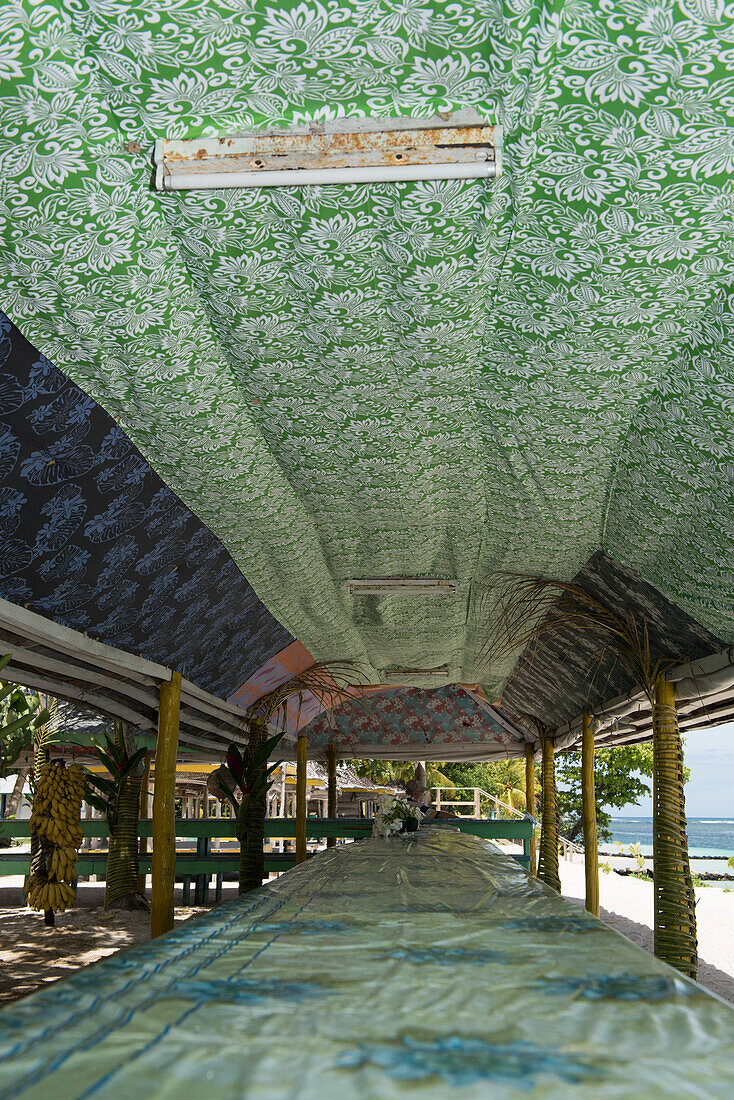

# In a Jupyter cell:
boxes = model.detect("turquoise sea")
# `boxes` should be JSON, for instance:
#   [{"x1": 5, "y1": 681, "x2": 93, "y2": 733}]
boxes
[{"x1": 602, "y1": 817, "x2": 734, "y2": 879}]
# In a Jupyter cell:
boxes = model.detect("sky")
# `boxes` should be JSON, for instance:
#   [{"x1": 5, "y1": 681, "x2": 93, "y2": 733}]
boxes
[{"x1": 612, "y1": 721, "x2": 734, "y2": 819}]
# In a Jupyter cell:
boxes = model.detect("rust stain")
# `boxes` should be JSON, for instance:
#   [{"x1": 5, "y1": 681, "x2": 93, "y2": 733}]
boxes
[{"x1": 164, "y1": 125, "x2": 496, "y2": 174}]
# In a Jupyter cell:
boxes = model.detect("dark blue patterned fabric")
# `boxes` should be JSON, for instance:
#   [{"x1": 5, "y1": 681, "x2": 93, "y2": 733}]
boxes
[{"x1": 0, "y1": 314, "x2": 292, "y2": 697}]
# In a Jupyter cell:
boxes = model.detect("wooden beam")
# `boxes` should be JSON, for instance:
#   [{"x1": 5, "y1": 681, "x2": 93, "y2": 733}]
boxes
[
  {"x1": 0, "y1": 642, "x2": 163, "y2": 710},
  {"x1": 295, "y1": 734, "x2": 307, "y2": 865},
  {"x1": 0, "y1": 667, "x2": 157, "y2": 730},
  {"x1": 0, "y1": 597, "x2": 170, "y2": 682},
  {"x1": 581, "y1": 710, "x2": 599, "y2": 917},
  {"x1": 326, "y1": 744, "x2": 338, "y2": 849},
  {"x1": 151, "y1": 671, "x2": 181, "y2": 938}
]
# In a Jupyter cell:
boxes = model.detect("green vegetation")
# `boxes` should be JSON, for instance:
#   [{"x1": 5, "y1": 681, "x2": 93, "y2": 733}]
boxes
[
  {"x1": 557, "y1": 744, "x2": 655, "y2": 843},
  {"x1": 353, "y1": 759, "x2": 456, "y2": 789},
  {"x1": 0, "y1": 657, "x2": 49, "y2": 783},
  {"x1": 352, "y1": 759, "x2": 533, "y2": 818}
]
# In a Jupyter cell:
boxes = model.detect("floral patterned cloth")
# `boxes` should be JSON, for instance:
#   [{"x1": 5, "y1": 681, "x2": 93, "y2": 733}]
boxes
[
  {"x1": 303, "y1": 684, "x2": 525, "y2": 754},
  {"x1": 0, "y1": 312, "x2": 291, "y2": 696},
  {"x1": 1, "y1": 826, "x2": 733, "y2": 1099},
  {"x1": 2, "y1": 2, "x2": 734, "y2": 700}
]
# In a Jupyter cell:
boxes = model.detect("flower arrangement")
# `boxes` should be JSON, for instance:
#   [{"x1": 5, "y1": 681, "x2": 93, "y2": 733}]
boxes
[{"x1": 372, "y1": 794, "x2": 423, "y2": 839}]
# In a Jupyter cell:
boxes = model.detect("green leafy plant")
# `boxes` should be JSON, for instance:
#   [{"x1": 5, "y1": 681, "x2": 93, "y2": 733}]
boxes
[
  {"x1": 85, "y1": 724, "x2": 149, "y2": 910},
  {"x1": 217, "y1": 731, "x2": 285, "y2": 849},
  {"x1": 628, "y1": 842, "x2": 646, "y2": 871},
  {"x1": 224, "y1": 659, "x2": 366, "y2": 894},
  {"x1": 0, "y1": 657, "x2": 51, "y2": 782}
]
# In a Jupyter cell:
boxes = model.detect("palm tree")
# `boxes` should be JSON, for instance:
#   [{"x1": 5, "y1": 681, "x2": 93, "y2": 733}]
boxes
[{"x1": 494, "y1": 759, "x2": 526, "y2": 815}]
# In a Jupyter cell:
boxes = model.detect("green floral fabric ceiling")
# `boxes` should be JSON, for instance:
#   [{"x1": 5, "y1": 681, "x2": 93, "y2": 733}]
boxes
[{"x1": 2, "y1": 0, "x2": 734, "y2": 698}]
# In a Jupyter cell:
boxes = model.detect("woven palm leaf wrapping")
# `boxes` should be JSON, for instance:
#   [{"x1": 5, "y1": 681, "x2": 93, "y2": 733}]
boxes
[
  {"x1": 652, "y1": 686, "x2": 697, "y2": 979},
  {"x1": 537, "y1": 734, "x2": 561, "y2": 893}
]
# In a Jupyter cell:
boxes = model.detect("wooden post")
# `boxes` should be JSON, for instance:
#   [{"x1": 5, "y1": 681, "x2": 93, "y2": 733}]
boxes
[
  {"x1": 653, "y1": 675, "x2": 697, "y2": 978},
  {"x1": 525, "y1": 744, "x2": 537, "y2": 875},
  {"x1": 326, "y1": 744, "x2": 338, "y2": 849},
  {"x1": 137, "y1": 753, "x2": 151, "y2": 895},
  {"x1": 581, "y1": 710, "x2": 599, "y2": 916},
  {"x1": 537, "y1": 733, "x2": 561, "y2": 892},
  {"x1": 296, "y1": 734, "x2": 307, "y2": 865},
  {"x1": 151, "y1": 671, "x2": 181, "y2": 939}
]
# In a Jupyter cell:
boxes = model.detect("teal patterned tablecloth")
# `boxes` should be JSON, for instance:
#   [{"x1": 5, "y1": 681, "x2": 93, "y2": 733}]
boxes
[{"x1": 1, "y1": 826, "x2": 733, "y2": 1099}]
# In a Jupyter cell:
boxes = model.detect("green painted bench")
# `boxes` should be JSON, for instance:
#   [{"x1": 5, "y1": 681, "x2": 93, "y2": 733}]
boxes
[{"x1": 1, "y1": 816, "x2": 533, "y2": 902}]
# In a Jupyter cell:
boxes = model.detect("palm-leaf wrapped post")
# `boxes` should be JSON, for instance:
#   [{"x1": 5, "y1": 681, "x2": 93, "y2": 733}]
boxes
[
  {"x1": 483, "y1": 573, "x2": 696, "y2": 960},
  {"x1": 295, "y1": 733, "x2": 307, "y2": 864},
  {"x1": 537, "y1": 731, "x2": 561, "y2": 892},
  {"x1": 217, "y1": 725, "x2": 285, "y2": 894},
  {"x1": 653, "y1": 676, "x2": 697, "y2": 978},
  {"x1": 524, "y1": 743, "x2": 537, "y2": 875},
  {"x1": 326, "y1": 744, "x2": 338, "y2": 849},
  {"x1": 581, "y1": 709, "x2": 599, "y2": 916},
  {"x1": 217, "y1": 660, "x2": 365, "y2": 893},
  {"x1": 85, "y1": 722, "x2": 149, "y2": 911},
  {"x1": 137, "y1": 753, "x2": 151, "y2": 896}
]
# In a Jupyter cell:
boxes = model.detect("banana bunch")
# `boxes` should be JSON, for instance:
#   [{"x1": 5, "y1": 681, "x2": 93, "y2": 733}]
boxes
[
  {"x1": 24, "y1": 878, "x2": 76, "y2": 913},
  {"x1": 26, "y1": 761, "x2": 86, "y2": 913}
]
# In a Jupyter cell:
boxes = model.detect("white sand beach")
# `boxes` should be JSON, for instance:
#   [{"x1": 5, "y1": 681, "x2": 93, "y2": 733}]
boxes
[{"x1": 561, "y1": 859, "x2": 734, "y2": 1004}]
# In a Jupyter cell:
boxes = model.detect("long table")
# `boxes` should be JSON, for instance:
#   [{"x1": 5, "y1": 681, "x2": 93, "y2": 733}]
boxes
[{"x1": 1, "y1": 825, "x2": 733, "y2": 1098}]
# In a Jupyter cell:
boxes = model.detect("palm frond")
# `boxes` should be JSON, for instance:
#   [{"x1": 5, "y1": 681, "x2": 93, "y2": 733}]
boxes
[
  {"x1": 244, "y1": 660, "x2": 367, "y2": 731},
  {"x1": 482, "y1": 573, "x2": 682, "y2": 705},
  {"x1": 32, "y1": 695, "x2": 67, "y2": 747}
]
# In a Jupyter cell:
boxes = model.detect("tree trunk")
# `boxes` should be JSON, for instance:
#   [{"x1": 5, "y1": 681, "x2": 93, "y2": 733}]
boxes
[
  {"x1": 238, "y1": 721, "x2": 267, "y2": 895},
  {"x1": 105, "y1": 725, "x2": 149, "y2": 911},
  {"x1": 5, "y1": 767, "x2": 28, "y2": 819}
]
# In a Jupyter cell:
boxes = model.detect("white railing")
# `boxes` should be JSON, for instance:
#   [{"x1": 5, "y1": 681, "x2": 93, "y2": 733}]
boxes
[
  {"x1": 431, "y1": 786, "x2": 525, "y2": 820},
  {"x1": 431, "y1": 786, "x2": 584, "y2": 858}
]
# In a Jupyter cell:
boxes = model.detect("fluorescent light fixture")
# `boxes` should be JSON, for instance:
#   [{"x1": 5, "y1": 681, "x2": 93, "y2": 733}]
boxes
[
  {"x1": 154, "y1": 111, "x2": 501, "y2": 191},
  {"x1": 383, "y1": 667, "x2": 451, "y2": 683},
  {"x1": 348, "y1": 578, "x2": 458, "y2": 596}
]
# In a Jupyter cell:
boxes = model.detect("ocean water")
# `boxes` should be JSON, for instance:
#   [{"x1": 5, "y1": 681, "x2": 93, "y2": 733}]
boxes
[
  {"x1": 601, "y1": 818, "x2": 734, "y2": 879},
  {"x1": 607, "y1": 817, "x2": 734, "y2": 858}
]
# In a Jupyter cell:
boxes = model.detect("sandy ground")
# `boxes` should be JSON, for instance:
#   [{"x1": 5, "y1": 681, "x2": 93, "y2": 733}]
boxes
[
  {"x1": 0, "y1": 877, "x2": 224, "y2": 1005},
  {"x1": 561, "y1": 858, "x2": 734, "y2": 1004}
]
